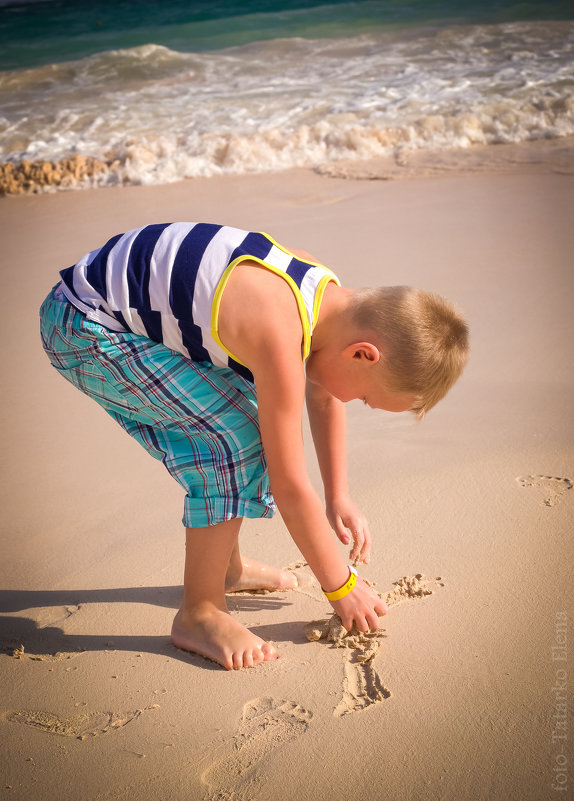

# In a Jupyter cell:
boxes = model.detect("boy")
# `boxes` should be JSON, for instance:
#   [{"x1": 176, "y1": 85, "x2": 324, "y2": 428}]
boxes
[{"x1": 40, "y1": 222, "x2": 468, "y2": 671}]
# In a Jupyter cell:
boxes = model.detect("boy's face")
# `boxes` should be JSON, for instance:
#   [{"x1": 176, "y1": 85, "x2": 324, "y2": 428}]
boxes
[{"x1": 307, "y1": 345, "x2": 416, "y2": 413}]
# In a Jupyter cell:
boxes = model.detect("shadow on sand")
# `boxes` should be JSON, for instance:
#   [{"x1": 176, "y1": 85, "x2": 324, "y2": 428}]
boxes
[{"x1": 0, "y1": 586, "x2": 305, "y2": 670}]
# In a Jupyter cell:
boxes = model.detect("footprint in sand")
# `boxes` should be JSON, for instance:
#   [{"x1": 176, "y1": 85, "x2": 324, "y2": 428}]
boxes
[
  {"x1": 305, "y1": 574, "x2": 444, "y2": 717},
  {"x1": 2, "y1": 705, "x2": 159, "y2": 740},
  {"x1": 201, "y1": 697, "x2": 312, "y2": 801},
  {"x1": 516, "y1": 475, "x2": 572, "y2": 507}
]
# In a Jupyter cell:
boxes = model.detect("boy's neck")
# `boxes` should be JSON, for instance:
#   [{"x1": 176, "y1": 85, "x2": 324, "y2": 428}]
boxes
[{"x1": 311, "y1": 283, "x2": 355, "y2": 352}]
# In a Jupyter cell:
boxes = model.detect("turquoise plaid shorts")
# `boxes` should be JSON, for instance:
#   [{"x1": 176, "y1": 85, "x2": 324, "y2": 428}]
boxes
[{"x1": 39, "y1": 284, "x2": 275, "y2": 527}]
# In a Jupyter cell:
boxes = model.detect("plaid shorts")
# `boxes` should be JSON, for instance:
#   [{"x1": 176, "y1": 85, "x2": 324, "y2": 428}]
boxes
[{"x1": 39, "y1": 284, "x2": 275, "y2": 527}]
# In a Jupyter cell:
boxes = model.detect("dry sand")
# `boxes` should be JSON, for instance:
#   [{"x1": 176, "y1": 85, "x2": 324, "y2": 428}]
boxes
[{"x1": 1, "y1": 140, "x2": 573, "y2": 801}]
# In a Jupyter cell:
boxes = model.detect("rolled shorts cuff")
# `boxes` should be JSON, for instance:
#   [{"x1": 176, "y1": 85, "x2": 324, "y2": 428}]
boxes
[{"x1": 182, "y1": 497, "x2": 276, "y2": 528}]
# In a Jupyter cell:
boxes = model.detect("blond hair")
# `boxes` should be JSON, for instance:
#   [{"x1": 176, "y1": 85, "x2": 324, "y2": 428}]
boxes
[{"x1": 350, "y1": 286, "x2": 469, "y2": 417}]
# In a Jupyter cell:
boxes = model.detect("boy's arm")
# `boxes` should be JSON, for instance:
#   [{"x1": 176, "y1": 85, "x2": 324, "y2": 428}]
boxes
[
  {"x1": 290, "y1": 249, "x2": 372, "y2": 563},
  {"x1": 219, "y1": 261, "x2": 386, "y2": 631},
  {"x1": 305, "y1": 381, "x2": 371, "y2": 564},
  {"x1": 252, "y1": 340, "x2": 348, "y2": 591},
  {"x1": 253, "y1": 350, "x2": 386, "y2": 630}
]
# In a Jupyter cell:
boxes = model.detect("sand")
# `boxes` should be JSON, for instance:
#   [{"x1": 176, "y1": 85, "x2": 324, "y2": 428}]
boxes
[{"x1": 1, "y1": 140, "x2": 573, "y2": 801}]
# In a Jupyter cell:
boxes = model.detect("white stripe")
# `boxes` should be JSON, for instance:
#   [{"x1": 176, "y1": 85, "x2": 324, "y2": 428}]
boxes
[
  {"x1": 149, "y1": 223, "x2": 197, "y2": 313},
  {"x1": 105, "y1": 229, "x2": 141, "y2": 312},
  {"x1": 264, "y1": 244, "x2": 292, "y2": 272},
  {"x1": 200, "y1": 327, "x2": 228, "y2": 368},
  {"x1": 192, "y1": 226, "x2": 249, "y2": 328},
  {"x1": 124, "y1": 307, "x2": 147, "y2": 337},
  {"x1": 70, "y1": 247, "x2": 107, "y2": 310},
  {"x1": 148, "y1": 222, "x2": 198, "y2": 352},
  {"x1": 60, "y1": 283, "x2": 126, "y2": 332},
  {"x1": 161, "y1": 314, "x2": 185, "y2": 355},
  {"x1": 298, "y1": 266, "x2": 324, "y2": 330}
]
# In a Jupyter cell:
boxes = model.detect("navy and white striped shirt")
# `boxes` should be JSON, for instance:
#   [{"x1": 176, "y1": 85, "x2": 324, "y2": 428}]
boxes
[{"x1": 59, "y1": 223, "x2": 340, "y2": 382}]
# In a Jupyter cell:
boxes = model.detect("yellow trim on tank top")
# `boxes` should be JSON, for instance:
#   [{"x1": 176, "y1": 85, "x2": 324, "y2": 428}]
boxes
[
  {"x1": 210, "y1": 256, "x2": 310, "y2": 367},
  {"x1": 210, "y1": 234, "x2": 340, "y2": 368},
  {"x1": 260, "y1": 233, "x2": 341, "y2": 330},
  {"x1": 313, "y1": 274, "x2": 336, "y2": 330},
  {"x1": 262, "y1": 231, "x2": 330, "y2": 270}
]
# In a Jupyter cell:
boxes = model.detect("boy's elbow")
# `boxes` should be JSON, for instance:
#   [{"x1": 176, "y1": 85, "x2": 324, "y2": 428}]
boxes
[{"x1": 271, "y1": 476, "x2": 317, "y2": 514}]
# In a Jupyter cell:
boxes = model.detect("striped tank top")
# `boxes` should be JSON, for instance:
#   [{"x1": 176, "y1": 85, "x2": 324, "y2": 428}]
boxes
[{"x1": 59, "y1": 222, "x2": 340, "y2": 382}]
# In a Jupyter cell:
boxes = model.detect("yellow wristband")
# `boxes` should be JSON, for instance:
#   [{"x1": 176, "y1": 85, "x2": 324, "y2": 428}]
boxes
[{"x1": 322, "y1": 566, "x2": 358, "y2": 601}]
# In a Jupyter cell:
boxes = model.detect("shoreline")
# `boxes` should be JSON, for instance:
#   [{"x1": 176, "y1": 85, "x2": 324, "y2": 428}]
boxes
[{"x1": 1, "y1": 135, "x2": 573, "y2": 197}]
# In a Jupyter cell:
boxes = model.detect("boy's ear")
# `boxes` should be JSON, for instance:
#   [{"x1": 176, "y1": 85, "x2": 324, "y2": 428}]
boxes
[{"x1": 344, "y1": 342, "x2": 381, "y2": 363}]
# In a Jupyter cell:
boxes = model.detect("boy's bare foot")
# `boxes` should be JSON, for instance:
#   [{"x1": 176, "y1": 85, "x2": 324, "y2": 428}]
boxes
[
  {"x1": 225, "y1": 557, "x2": 298, "y2": 593},
  {"x1": 171, "y1": 605, "x2": 278, "y2": 670}
]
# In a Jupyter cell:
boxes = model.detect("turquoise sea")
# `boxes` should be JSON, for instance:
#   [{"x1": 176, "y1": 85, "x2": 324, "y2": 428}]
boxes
[{"x1": 1, "y1": 0, "x2": 573, "y2": 189}]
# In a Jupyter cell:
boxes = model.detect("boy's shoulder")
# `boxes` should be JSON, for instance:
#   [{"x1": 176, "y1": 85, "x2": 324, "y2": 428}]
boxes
[{"x1": 218, "y1": 260, "x2": 305, "y2": 373}]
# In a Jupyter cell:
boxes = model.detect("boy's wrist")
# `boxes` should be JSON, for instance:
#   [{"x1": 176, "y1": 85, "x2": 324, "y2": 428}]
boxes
[
  {"x1": 322, "y1": 566, "x2": 357, "y2": 600},
  {"x1": 325, "y1": 489, "x2": 350, "y2": 506},
  {"x1": 320, "y1": 564, "x2": 355, "y2": 595}
]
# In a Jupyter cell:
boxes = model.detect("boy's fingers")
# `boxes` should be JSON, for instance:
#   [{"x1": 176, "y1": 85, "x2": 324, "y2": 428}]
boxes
[
  {"x1": 355, "y1": 520, "x2": 371, "y2": 564},
  {"x1": 361, "y1": 546, "x2": 371, "y2": 564},
  {"x1": 352, "y1": 536, "x2": 369, "y2": 565},
  {"x1": 334, "y1": 519, "x2": 351, "y2": 545},
  {"x1": 376, "y1": 599, "x2": 388, "y2": 617},
  {"x1": 349, "y1": 527, "x2": 366, "y2": 562},
  {"x1": 364, "y1": 611, "x2": 381, "y2": 631},
  {"x1": 340, "y1": 614, "x2": 353, "y2": 632},
  {"x1": 354, "y1": 616, "x2": 369, "y2": 633}
]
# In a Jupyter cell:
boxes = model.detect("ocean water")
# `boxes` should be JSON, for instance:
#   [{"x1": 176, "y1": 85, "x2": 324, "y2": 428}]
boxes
[{"x1": 1, "y1": 0, "x2": 573, "y2": 190}]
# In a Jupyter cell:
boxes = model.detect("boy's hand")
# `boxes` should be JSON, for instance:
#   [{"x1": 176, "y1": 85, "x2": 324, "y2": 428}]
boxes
[
  {"x1": 326, "y1": 497, "x2": 371, "y2": 565},
  {"x1": 329, "y1": 576, "x2": 388, "y2": 633}
]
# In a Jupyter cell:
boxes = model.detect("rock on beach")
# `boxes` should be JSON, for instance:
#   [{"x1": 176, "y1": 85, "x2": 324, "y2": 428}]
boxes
[{"x1": 0, "y1": 156, "x2": 109, "y2": 195}]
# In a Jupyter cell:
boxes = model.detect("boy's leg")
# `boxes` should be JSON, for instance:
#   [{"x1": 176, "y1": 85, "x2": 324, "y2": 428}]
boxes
[
  {"x1": 41, "y1": 287, "x2": 294, "y2": 668},
  {"x1": 171, "y1": 519, "x2": 279, "y2": 670},
  {"x1": 225, "y1": 542, "x2": 297, "y2": 592}
]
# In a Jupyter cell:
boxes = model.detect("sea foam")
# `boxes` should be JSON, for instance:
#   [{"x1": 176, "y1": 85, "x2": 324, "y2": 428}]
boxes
[{"x1": 1, "y1": 21, "x2": 572, "y2": 192}]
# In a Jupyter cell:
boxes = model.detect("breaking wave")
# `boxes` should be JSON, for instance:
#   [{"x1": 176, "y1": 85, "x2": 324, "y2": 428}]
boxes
[{"x1": 1, "y1": 21, "x2": 573, "y2": 192}]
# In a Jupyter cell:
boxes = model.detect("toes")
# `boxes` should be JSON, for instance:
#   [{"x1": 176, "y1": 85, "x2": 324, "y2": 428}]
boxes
[
  {"x1": 231, "y1": 651, "x2": 244, "y2": 670},
  {"x1": 261, "y1": 642, "x2": 278, "y2": 662},
  {"x1": 285, "y1": 571, "x2": 299, "y2": 590},
  {"x1": 231, "y1": 646, "x2": 269, "y2": 669}
]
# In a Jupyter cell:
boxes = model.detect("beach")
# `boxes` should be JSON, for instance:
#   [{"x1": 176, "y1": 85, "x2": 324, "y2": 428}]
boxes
[{"x1": 1, "y1": 141, "x2": 573, "y2": 799}]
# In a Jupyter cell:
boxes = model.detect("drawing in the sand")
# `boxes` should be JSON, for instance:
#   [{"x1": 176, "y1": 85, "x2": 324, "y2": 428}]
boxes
[{"x1": 304, "y1": 573, "x2": 445, "y2": 716}]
